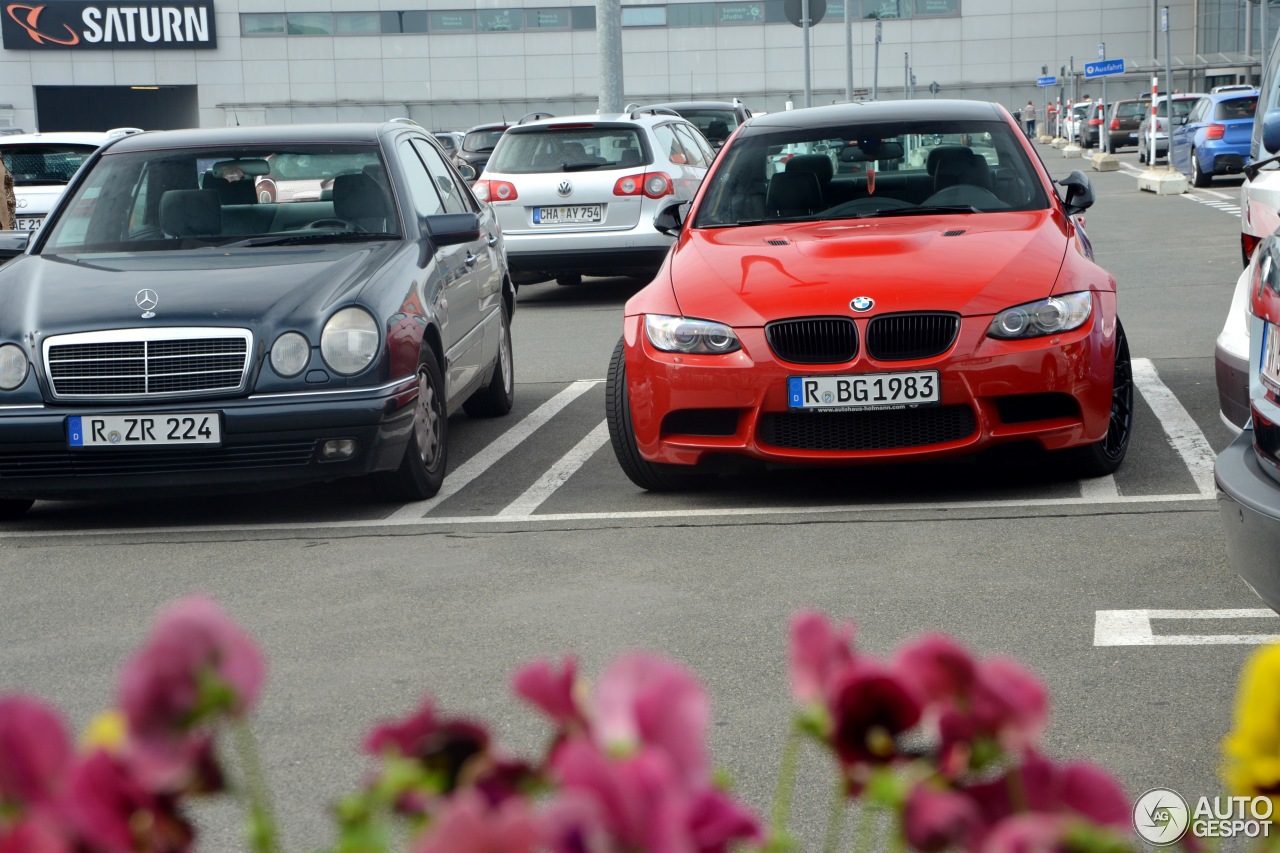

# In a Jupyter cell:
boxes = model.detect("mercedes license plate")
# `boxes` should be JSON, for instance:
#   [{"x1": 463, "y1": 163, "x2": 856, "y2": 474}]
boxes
[
  {"x1": 533, "y1": 205, "x2": 603, "y2": 224},
  {"x1": 68, "y1": 413, "x2": 221, "y2": 448},
  {"x1": 15, "y1": 217, "x2": 42, "y2": 231},
  {"x1": 788, "y1": 371, "x2": 940, "y2": 411}
]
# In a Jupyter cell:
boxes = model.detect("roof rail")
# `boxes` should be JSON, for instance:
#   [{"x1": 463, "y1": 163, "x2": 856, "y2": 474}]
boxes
[
  {"x1": 623, "y1": 103, "x2": 641, "y2": 112},
  {"x1": 105, "y1": 127, "x2": 144, "y2": 138},
  {"x1": 630, "y1": 106, "x2": 682, "y2": 120},
  {"x1": 389, "y1": 117, "x2": 422, "y2": 126},
  {"x1": 516, "y1": 111, "x2": 555, "y2": 125}
]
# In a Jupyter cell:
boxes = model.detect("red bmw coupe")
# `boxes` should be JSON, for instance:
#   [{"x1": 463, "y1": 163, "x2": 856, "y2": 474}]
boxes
[{"x1": 605, "y1": 100, "x2": 1132, "y2": 490}]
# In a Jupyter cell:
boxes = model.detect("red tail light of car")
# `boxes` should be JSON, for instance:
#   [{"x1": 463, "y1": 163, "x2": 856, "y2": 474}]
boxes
[
  {"x1": 1206, "y1": 124, "x2": 1226, "y2": 140},
  {"x1": 613, "y1": 172, "x2": 674, "y2": 200},
  {"x1": 473, "y1": 179, "x2": 518, "y2": 202},
  {"x1": 1110, "y1": 119, "x2": 1121, "y2": 130},
  {"x1": 1089, "y1": 117, "x2": 1103, "y2": 126}
]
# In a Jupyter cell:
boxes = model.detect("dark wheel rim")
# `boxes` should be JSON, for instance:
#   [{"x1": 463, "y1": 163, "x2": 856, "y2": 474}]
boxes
[
  {"x1": 499, "y1": 319, "x2": 513, "y2": 395},
  {"x1": 413, "y1": 370, "x2": 443, "y2": 471},
  {"x1": 1101, "y1": 330, "x2": 1133, "y2": 460},
  {"x1": 1193, "y1": 152, "x2": 1203, "y2": 184}
]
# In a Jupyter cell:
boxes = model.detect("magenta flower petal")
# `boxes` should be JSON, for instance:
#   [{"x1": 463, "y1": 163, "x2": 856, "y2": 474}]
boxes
[
  {"x1": 0, "y1": 695, "x2": 73, "y2": 808},
  {"x1": 903, "y1": 785, "x2": 984, "y2": 853},
  {"x1": 894, "y1": 634, "x2": 979, "y2": 706},
  {"x1": 970, "y1": 658, "x2": 1048, "y2": 753},
  {"x1": 413, "y1": 790, "x2": 539, "y2": 853},
  {"x1": 0, "y1": 810, "x2": 75, "y2": 853},
  {"x1": 363, "y1": 697, "x2": 491, "y2": 791},
  {"x1": 118, "y1": 596, "x2": 265, "y2": 740},
  {"x1": 68, "y1": 750, "x2": 194, "y2": 853},
  {"x1": 593, "y1": 653, "x2": 710, "y2": 786},
  {"x1": 511, "y1": 657, "x2": 582, "y2": 729},
  {"x1": 687, "y1": 788, "x2": 764, "y2": 853},
  {"x1": 1056, "y1": 761, "x2": 1130, "y2": 828},
  {"x1": 980, "y1": 813, "x2": 1070, "y2": 853},
  {"x1": 788, "y1": 610, "x2": 856, "y2": 705}
]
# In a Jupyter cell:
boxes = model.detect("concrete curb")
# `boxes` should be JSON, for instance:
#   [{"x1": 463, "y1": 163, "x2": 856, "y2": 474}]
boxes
[{"x1": 1136, "y1": 169, "x2": 1188, "y2": 194}]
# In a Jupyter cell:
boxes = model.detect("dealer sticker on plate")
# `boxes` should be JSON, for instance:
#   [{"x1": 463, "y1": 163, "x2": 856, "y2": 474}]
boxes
[
  {"x1": 788, "y1": 371, "x2": 939, "y2": 411},
  {"x1": 67, "y1": 414, "x2": 221, "y2": 447}
]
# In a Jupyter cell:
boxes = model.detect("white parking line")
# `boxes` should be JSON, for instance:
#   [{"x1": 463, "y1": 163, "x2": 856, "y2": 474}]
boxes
[
  {"x1": 1131, "y1": 358, "x2": 1217, "y2": 497},
  {"x1": 1079, "y1": 475, "x2": 1120, "y2": 500},
  {"x1": 498, "y1": 420, "x2": 611, "y2": 517},
  {"x1": 382, "y1": 379, "x2": 601, "y2": 522},
  {"x1": 1094, "y1": 609, "x2": 1280, "y2": 646},
  {"x1": 1202, "y1": 189, "x2": 1235, "y2": 200}
]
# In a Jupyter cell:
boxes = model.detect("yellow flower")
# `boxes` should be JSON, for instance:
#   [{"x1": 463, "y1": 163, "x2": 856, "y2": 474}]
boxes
[
  {"x1": 81, "y1": 709, "x2": 128, "y2": 752},
  {"x1": 1222, "y1": 644, "x2": 1280, "y2": 805}
]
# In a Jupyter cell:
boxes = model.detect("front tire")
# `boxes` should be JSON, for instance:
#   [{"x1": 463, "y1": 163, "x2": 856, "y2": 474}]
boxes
[
  {"x1": 1059, "y1": 321, "x2": 1133, "y2": 477},
  {"x1": 1191, "y1": 149, "x2": 1212, "y2": 187},
  {"x1": 605, "y1": 338, "x2": 700, "y2": 491},
  {"x1": 463, "y1": 303, "x2": 514, "y2": 418},
  {"x1": 374, "y1": 351, "x2": 448, "y2": 501}
]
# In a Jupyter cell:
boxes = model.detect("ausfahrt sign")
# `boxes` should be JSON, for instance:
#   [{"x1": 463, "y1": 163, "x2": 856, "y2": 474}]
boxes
[{"x1": 2, "y1": 2, "x2": 217, "y2": 50}]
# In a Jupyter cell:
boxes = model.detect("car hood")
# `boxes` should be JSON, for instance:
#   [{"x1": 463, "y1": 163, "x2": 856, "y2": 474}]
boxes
[
  {"x1": 670, "y1": 211, "x2": 1069, "y2": 326},
  {"x1": 0, "y1": 244, "x2": 394, "y2": 335}
]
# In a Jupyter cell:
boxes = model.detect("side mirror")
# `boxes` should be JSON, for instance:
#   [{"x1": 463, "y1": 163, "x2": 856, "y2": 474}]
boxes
[
  {"x1": 1263, "y1": 109, "x2": 1280, "y2": 155},
  {"x1": 456, "y1": 162, "x2": 477, "y2": 181},
  {"x1": 1057, "y1": 170, "x2": 1095, "y2": 217},
  {"x1": 423, "y1": 212, "x2": 481, "y2": 247},
  {"x1": 654, "y1": 200, "x2": 685, "y2": 236},
  {"x1": 0, "y1": 230, "x2": 30, "y2": 264}
]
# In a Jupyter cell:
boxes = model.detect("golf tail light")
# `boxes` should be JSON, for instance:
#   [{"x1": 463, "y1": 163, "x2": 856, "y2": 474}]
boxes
[
  {"x1": 614, "y1": 174, "x2": 643, "y2": 196},
  {"x1": 645, "y1": 314, "x2": 741, "y2": 355},
  {"x1": 474, "y1": 179, "x2": 518, "y2": 202},
  {"x1": 1206, "y1": 124, "x2": 1226, "y2": 140},
  {"x1": 987, "y1": 292, "x2": 1093, "y2": 340},
  {"x1": 644, "y1": 172, "x2": 674, "y2": 199}
]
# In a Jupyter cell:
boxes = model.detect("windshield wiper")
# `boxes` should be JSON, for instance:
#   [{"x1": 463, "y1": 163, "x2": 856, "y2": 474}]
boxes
[
  {"x1": 732, "y1": 214, "x2": 823, "y2": 226},
  {"x1": 855, "y1": 205, "x2": 983, "y2": 218},
  {"x1": 221, "y1": 231, "x2": 399, "y2": 248}
]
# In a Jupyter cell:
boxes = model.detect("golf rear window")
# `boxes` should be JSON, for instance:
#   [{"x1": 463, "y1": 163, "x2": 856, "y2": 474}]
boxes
[{"x1": 487, "y1": 127, "x2": 650, "y2": 173}]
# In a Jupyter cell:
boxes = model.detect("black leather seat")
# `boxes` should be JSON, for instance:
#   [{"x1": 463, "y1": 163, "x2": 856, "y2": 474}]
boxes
[
  {"x1": 765, "y1": 171, "x2": 823, "y2": 217},
  {"x1": 159, "y1": 189, "x2": 222, "y2": 237},
  {"x1": 931, "y1": 148, "x2": 992, "y2": 192},
  {"x1": 333, "y1": 173, "x2": 392, "y2": 232},
  {"x1": 202, "y1": 171, "x2": 256, "y2": 205}
]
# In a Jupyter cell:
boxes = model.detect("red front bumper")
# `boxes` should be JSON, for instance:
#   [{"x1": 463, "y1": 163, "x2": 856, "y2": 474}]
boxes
[{"x1": 622, "y1": 303, "x2": 1118, "y2": 467}]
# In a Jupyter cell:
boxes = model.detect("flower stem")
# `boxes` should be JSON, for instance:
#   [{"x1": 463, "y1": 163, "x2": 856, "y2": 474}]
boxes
[
  {"x1": 851, "y1": 803, "x2": 877, "y2": 853},
  {"x1": 232, "y1": 719, "x2": 281, "y2": 853},
  {"x1": 822, "y1": 776, "x2": 847, "y2": 853},
  {"x1": 769, "y1": 723, "x2": 803, "y2": 843}
]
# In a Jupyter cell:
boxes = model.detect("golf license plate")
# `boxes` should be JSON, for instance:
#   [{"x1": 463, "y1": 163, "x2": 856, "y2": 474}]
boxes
[
  {"x1": 788, "y1": 371, "x2": 939, "y2": 411},
  {"x1": 67, "y1": 413, "x2": 221, "y2": 448},
  {"x1": 533, "y1": 205, "x2": 603, "y2": 224}
]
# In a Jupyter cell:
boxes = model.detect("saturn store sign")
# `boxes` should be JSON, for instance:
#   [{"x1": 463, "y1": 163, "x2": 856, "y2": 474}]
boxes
[{"x1": 2, "y1": 2, "x2": 217, "y2": 49}]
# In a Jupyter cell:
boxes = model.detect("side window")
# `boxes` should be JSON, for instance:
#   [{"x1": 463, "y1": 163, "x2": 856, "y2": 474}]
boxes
[
  {"x1": 671, "y1": 124, "x2": 709, "y2": 168},
  {"x1": 397, "y1": 139, "x2": 445, "y2": 217},
  {"x1": 653, "y1": 124, "x2": 687, "y2": 165},
  {"x1": 411, "y1": 138, "x2": 472, "y2": 214}
]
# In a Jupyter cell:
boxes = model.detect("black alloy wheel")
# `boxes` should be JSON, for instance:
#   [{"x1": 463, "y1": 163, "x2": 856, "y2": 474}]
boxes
[
  {"x1": 1059, "y1": 321, "x2": 1133, "y2": 477},
  {"x1": 604, "y1": 338, "x2": 700, "y2": 492},
  {"x1": 375, "y1": 350, "x2": 448, "y2": 501}
]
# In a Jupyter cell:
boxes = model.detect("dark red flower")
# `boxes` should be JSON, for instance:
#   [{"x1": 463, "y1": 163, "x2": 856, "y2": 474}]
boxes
[
  {"x1": 0, "y1": 695, "x2": 73, "y2": 809},
  {"x1": 686, "y1": 787, "x2": 764, "y2": 853},
  {"x1": 364, "y1": 697, "x2": 491, "y2": 792},
  {"x1": 903, "y1": 784, "x2": 983, "y2": 853},
  {"x1": 826, "y1": 660, "x2": 922, "y2": 768},
  {"x1": 894, "y1": 634, "x2": 978, "y2": 707},
  {"x1": 67, "y1": 750, "x2": 194, "y2": 853}
]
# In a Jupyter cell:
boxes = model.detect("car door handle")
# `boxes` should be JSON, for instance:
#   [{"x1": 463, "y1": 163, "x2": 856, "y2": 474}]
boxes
[
  {"x1": 486, "y1": 233, "x2": 498, "y2": 247},
  {"x1": 465, "y1": 252, "x2": 478, "y2": 267}
]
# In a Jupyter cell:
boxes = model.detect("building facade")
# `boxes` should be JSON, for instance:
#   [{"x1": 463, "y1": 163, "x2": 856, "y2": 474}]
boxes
[{"x1": 0, "y1": 0, "x2": 1266, "y2": 132}]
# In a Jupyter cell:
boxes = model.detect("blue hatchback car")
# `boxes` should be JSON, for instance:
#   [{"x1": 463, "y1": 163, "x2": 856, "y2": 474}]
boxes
[{"x1": 1170, "y1": 89, "x2": 1258, "y2": 186}]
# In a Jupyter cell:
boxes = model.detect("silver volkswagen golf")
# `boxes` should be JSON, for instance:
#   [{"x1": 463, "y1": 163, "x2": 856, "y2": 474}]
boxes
[{"x1": 474, "y1": 108, "x2": 716, "y2": 286}]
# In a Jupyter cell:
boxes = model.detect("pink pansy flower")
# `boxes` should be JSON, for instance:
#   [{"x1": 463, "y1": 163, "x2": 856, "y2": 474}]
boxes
[
  {"x1": 0, "y1": 810, "x2": 75, "y2": 853},
  {"x1": 968, "y1": 658, "x2": 1049, "y2": 753},
  {"x1": 593, "y1": 653, "x2": 709, "y2": 786},
  {"x1": 787, "y1": 610, "x2": 856, "y2": 706},
  {"x1": 118, "y1": 596, "x2": 265, "y2": 740},
  {"x1": 903, "y1": 784, "x2": 984, "y2": 853},
  {"x1": 364, "y1": 697, "x2": 491, "y2": 792},
  {"x1": 413, "y1": 789, "x2": 539, "y2": 853},
  {"x1": 67, "y1": 749, "x2": 194, "y2": 853},
  {"x1": 826, "y1": 660, "x2": 922, "y2": 768},
  {"x1": 979, "y1": 813, "x2": 1072, "y2": 853},
  {"x1": 686, "y1": 787, "x2": 764, "y2": 853},
  {"x1": 512, "y1": 657, "x2": 585, "y2": 730},
  {"x1": 894, "y1": 634, "x2": 979, "y2": 707},
  {"x1": 0, "y1": 695, "x2": 73, "y2": 808}
]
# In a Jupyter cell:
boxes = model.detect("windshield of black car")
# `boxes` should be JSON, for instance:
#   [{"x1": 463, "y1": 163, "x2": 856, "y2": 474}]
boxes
[
  {"x1": 0, "y1": 143, "x2": 98, "y2": 186},
  {"x1": 39, "y1": 143, "x2": 400, "y2": 254},
  {"x1": 693, "y1": 119, "x2": 1049, "y2": 228},
  {"x1": 463, "y1": 130, "x2": 506, "y2": 153},
  {"x1": 486, "y1": 125, "x2": 650, "y2": 173}
]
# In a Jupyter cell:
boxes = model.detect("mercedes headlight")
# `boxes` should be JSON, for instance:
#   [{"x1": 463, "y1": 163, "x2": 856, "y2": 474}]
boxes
[
  {"x1": 987, "y1": 292, "x2": 1093, "y2": 340},
  {"x1": 321, "y1": 307, "x2": 379, "y2": 375},
  {"x1": 270, "y1": 332, "x2": 311, "y2": 378},
  {"x1": 0, "y1": 344, "x2": 27, "y2": 390},
  {"x1": 645, "y1": 315, "x2": 741, "y2": 354}
]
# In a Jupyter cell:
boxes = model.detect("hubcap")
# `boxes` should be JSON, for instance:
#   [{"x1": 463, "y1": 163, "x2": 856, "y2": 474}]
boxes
[
  {"x1": 1102, "y1": 334, "x2": 1133, "y2": 460},
  {"x1": 413, "y1": 371, "x2": 442, "y2": 469}
]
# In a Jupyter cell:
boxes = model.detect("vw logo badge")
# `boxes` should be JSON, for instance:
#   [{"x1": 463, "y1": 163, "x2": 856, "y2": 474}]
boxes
[
  {"x1": 136, "y1": 289, "x2": 159, "y2": 319},
  {"x1": 850, "y1": 296, "x2": 875, "y2": 312},
  {"x1": 557, "y1": 180, "x2": 572, "y2": 197}
]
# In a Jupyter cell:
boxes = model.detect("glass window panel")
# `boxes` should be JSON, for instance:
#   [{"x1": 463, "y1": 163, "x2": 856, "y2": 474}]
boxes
[
  {"x1": 763, "y1": 0, "x2": 790, "y2": 23},
  {"x1": 864, "y1": 0, "x2": 903, "y2": 17},
  {"x1": 335, "y1": 13, "x2": 381, "y2": 34},
  {"x1": 380, "y1": 11, "x2": 429, "y2": 33},
  {"x1": 571, "y1": 6, "x2": 597, "y2": 28},
  {"x1": 914, "y1": 0, "x2": 957, "y2": 15},
  {"x1": 528, "y1": 8, "x2": 571, "y2": 28},
  {"x1": 478, "y1": 9, "x2": 524, "y2": 31},
  {"x1": 622, "y1": 6, "x2": 668, "y2": 25},
  {"x1": 668, "y1": 3, "x2": 716, "y2": 26},
  {"x1": 718, "y1": 2, "x2": 765, "y2": 24},
  {"x1": 430, "y1": 11, "x2": 475, "y2": 31},
  {"x1": 287, "y1": 13, "x2": 333, "y2": 35},
  {"x1": 241, "y1": 14, "x2": 285, "y2": 36},
  {"x1": 399, "y1": 140, "x2": 445, "y2": 217}
]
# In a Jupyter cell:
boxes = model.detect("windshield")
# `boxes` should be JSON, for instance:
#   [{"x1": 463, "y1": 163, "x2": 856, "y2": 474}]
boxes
[
  {"x1": 487, "y1": 126, "x2": 649, "y2": 173},
  {"x1": 694, "y1": 119, "x2": 1048, "y2": 227},
  {"x1": 39, "y1": 143, "x2": 399, "y2": 254},
  {"x1": 0, "y1": 143, "x2": 99, "y2": 187},
  {"x1": 463, "y1": 129, "x2": 507, "y2": 153}
]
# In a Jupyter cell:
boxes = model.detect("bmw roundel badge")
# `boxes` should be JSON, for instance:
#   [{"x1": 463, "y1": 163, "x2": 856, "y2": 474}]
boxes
[{"x1": 850, "y1": 296, "x2": 875, "y2": 312}]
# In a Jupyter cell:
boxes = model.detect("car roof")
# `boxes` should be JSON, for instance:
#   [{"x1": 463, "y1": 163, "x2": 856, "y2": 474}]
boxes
[
  {"x1": 642, "y1": 101, "x2": 744, "y2": 110},
  {"x1": 504, "y1": 111, "x2": 689, "y2": 130},
  {"x1": 102, "y1": 123, "x2": 396, "y2": 153},
  {"x1": 743, "y1": 99, "x2": 1005, "y2": 131},
  {"x1": 0, "y1": 129, "x2": 139, "y2": 146},
  {"x1": 465, "y1": 122, "x2": 511, "y2": 133},
  {"x1": 1208, "y1": 89, "x2": 1259, "y2": 101}
]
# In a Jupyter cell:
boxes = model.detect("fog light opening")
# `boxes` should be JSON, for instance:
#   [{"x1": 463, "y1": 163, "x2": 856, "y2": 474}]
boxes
[{"x1": 320, "y1": 439, "x2": 359, "y2": 461}]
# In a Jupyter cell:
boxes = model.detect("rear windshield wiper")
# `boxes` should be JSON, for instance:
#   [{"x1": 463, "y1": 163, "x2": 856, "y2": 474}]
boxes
[{"x1": 221, "y1": 231, "x2": 399, "y2": 248}]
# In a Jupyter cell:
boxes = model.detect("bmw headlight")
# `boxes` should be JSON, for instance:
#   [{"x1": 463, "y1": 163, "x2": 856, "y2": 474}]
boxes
[
  {"x1": 0, "y1": 344, "x2": 27, "y2": 391},
  {"x1": 270, "y1": 332, "x2": 311, "y2": 378},
  {"x1": 645, "y1": 314, "x2": 741, "y2": 354},
  {"x1": 987, "y1": 292, "x2": 1093, "y2": 340},
  {"x1": 321, "y1": 307, "x2": 379, "y2": 375}
]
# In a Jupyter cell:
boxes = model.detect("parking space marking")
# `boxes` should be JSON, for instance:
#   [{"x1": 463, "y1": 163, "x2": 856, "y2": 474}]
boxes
[
  {"x1": 382, "y1": 379, "x2": 601, "y2": 522},
  {"x1": 498, "y1": 420, "x2": 611, "y2": 517},
  {"x1": 1094, "y1": 609, "x2": 1280, "y2": 646},
  {"x1": 1131, "y1": 358, "x2": 1217, "y2": 497},
  {"x1": 1182, "y1": 194, "x2": 1241, "y2": 216},
  {"x1": 1079, "y1": 474, "x2": 1120, "y2": 500}
]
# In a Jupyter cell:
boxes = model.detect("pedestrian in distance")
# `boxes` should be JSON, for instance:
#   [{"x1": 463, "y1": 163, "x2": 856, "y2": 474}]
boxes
[
  {"x1": 1023, "y1": 100, "x2": 1037, "y2": 138},
  {"x1": 0, "y1": 156, "x2": 12, "y2": 231}
]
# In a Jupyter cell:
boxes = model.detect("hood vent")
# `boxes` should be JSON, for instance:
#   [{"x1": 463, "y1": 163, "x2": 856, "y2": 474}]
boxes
[
  {"x1": 942, "y1": 229, "x2": 967, "y2": 237},
  {"x1": 766, "y1": 238, "x2": 790, "y2": 246}
]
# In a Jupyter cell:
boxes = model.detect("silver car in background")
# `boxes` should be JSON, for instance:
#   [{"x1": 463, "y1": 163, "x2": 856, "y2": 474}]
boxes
[{"x1": 474, "y1": 108, "x2": 714, "y2": 286}]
